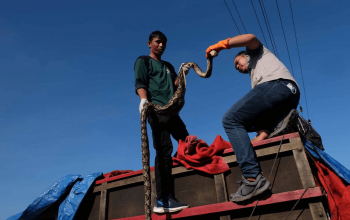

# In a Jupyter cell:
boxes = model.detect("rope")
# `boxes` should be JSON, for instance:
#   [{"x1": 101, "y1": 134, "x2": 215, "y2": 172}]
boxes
[
  {"x1": 248, "y1": 135, "x2": 285, "y2": 219},
  {"x1": 224, "y1": 0, "x2": 241, "y2": 34},
  {"x1": 231, "y1": 0, "x2": 247, "y2": 34},
  {"x1": 258, "y1": 0, "x2": 276, "y2": 55},
  {"x1": 284, "y1": 187, "x2": 310, "y2": 220},
  {"x1": 288, "y1": 0, "x2": 310, "y2": 120},
  {"x1": 259, "y1": 0, "x2": 280, "y2": 58},
  {"x1": 249, "y1": 0, "x2": 267, "y2": 46},
  {"x1": 268, "y1": 134, "x2": 284, "y2": 180},
  {"x1": 275, "y1": 0, "x2": 295, "y2": 77}
]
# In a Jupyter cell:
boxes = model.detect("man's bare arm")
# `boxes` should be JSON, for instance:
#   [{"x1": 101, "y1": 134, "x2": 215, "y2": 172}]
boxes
[
  {"x1": 137, "y1": 88, "x2": 147, "y2": 100},
  {"x1": 227, "y1": 34, "x2": 260, "y2": 50},
  {"x1": 205, "y1": 34, "x2": 261, "y2": 58}
]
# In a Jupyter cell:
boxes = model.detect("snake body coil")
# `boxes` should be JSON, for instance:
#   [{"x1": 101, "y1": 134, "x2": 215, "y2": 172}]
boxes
[{"x1": 140, "y1": 58, "x2": 213, "y2": 220}]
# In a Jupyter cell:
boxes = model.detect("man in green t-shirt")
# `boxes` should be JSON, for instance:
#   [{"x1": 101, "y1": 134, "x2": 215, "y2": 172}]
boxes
[{"x1": 134, "y1": 31, "x2": 189, "y2": 213}]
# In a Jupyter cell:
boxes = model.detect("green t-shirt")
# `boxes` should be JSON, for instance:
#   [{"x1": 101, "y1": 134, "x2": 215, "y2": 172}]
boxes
[{"x1": 134, "y1": 56, "x2": 177, "y2": 106}]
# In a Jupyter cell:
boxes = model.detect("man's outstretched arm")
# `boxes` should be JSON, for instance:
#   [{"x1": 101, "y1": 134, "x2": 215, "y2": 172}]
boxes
[
  {"x1": 206, "y1": 34, "x2": 261, "y2": 57},
  {"x1": 227, "y1": 34, "x2": 260, "y2": 50}
]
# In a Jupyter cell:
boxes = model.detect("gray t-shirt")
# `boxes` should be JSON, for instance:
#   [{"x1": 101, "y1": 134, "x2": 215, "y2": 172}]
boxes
[{"x1": 246, "y1": 44, "x2": 298, "y2": 89}]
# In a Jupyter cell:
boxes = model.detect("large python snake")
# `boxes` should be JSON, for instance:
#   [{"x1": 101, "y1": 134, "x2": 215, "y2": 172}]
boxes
[{"x1": 140, "y1": 56, "x2": 214, "y2": 220}]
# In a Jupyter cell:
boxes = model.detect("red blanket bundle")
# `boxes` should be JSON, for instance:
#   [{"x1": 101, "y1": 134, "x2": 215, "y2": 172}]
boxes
[{"x1": 173, "y1": 135, "x2": 232, "y2": 174}]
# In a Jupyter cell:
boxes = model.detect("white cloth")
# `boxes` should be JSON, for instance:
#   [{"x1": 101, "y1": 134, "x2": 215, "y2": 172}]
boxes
[{"x1": 139, "y1": 98, "x2": 149, "y2": 114}]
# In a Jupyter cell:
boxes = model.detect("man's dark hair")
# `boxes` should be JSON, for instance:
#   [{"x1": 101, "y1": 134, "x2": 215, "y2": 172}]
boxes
[
  {"x1": 149, "y1": 31, "x2": 167, "y2": 42},
  {"x1": 235, "y1": 51, "x2": 246, "y2": 58}
]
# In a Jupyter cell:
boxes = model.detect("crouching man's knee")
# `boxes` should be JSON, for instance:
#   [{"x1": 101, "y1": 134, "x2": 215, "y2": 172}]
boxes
[{"x1": 222, "y1": 110, "x2": 239, "y2": 129}]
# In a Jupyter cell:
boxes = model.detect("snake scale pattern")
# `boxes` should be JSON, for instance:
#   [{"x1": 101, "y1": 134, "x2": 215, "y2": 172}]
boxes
[{"x1": 140, "y1": 58, "x2": 213, "y2": 220}]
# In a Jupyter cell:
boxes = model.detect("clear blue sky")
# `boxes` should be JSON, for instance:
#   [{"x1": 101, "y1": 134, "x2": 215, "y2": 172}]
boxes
[{"x1": 1, "y1": 0, "x2": 350, "y2": 219}]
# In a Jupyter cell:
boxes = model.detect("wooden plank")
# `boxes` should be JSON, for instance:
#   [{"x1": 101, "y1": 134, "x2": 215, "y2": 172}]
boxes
[
  {"x1": 219, "y1": 215, "x2": 231, "y2": 220},
  {"x1": 172, "y1": 165, "x2": 193, "y2": 175},
  {"x1": 291, "y1": 137, "x2": 316, "y2": 188},
  {"x1": 99, "y1": 183, "x2": 107, "y2": 220},
  {"x1": 214, "y1": 173, "x2": 228, "y2": 203},
  {"x1": 94, "y1": 175, "x2": 143, "y2": 192},
  {"x1": 291, "y1": 137, "x2": 327, "y2": 220},
  {"x1": 111, "y1": 187, "x2": 322, "y2": 220},
  {"x1": 223, "y1": 132, "x2": 299, "y2": 154},
  {"x1": 96, "y1": 167, "x2": 155, "y2": 185},
  {"x1": 224, "y1": 142, "x2": 297, "y2": 164},
  {"x1": 308, "y1": 201, "x2": 327, "y2": 220},
  {"x1": 94, "y1": 171, "x2": 155, "y2": 193},
  {"x1": 107, "y1": 183, "x2": 145, "y2": 218},
  {"x1": 96, "y1": 133, "x2": 301, "y2": 185},
  {"x1": 214, "y1": 173, "x2": 230, "y2": 220},
  {"x1": 173, "y1": 172, "x2": 217, "y2": 209},
  {"x1": 225, "y1": 151, "x2": 304, "y2": 200},
  {"x1": 94, "y1": 141, "x2": 300, "y2": 193}
]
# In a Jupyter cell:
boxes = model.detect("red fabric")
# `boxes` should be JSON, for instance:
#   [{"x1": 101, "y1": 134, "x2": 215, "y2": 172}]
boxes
[
  {"x1": 103, "y1": 170, "x2": 133, "y2": 179},
  {"x1": 173, "y1": 135, "x2": 231, "y2": 174},
  {"x1": 310, "y1": 156, "x2": 350, "y2": 220}
]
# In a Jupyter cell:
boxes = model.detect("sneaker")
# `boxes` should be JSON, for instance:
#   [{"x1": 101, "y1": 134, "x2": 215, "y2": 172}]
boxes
[
  {"x1": 153, "y1": 195, "x2": 189, "y2": 213},
  {"x1": 229, "y1": 173, "x2": 271, "y2": 202},
  {"x1": 268, "y1": 109, "x2": 298, "y2": 138}
]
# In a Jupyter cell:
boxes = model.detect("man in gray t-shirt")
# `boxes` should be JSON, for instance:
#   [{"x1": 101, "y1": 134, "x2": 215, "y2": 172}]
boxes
[
  {"x1": 206, "y1": 34, "x2": 300, "y2": 202},
  {"x1": 245, "y1": 43, "x2": 298, "y2": 89}
]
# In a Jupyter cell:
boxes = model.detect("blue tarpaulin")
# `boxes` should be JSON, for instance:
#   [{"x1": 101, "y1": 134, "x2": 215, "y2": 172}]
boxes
[
  {"x1": 7, "y1": 174, "x2": 81, "y2": 220},
  {"x1": 304, "y1": 138, "x2": 350, "y2": 185},
  {"x1": 6, "y1": 172, "x2": 102, "y2": 220},
  {"x1": 58, "y1": 172, "x2": 102, "y2": 220}
]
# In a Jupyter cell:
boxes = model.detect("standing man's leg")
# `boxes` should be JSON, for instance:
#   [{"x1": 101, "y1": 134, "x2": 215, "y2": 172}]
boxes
[
  {"x1": 148, "y1": 114, "x2": 173, "y2": 201},
  {"x1": 166, "y1": 114, "x2": 189, "y2": 194},
  {"x1": 166, "y1": 114, "x2": 189, "y2": 207},
  {"x1": 148, "y1": 113, "x2": 189, "y2": 212},
  {"x1": 168, "y1": 114, "x2": 189, "y2": 147}
]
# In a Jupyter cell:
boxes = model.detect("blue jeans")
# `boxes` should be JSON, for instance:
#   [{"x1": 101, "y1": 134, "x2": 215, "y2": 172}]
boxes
[{"x1": 222, "y1": 79, "x2": 300, "y2": 178}]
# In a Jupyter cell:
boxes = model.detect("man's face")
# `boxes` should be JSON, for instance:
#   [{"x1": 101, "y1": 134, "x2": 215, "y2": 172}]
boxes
[
  {"x1": 148, "y1": 37, "x2": 166, "y2": 56},
  {"x1": 234, "y1": 56, "x2": 249, "y2": 74}
]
